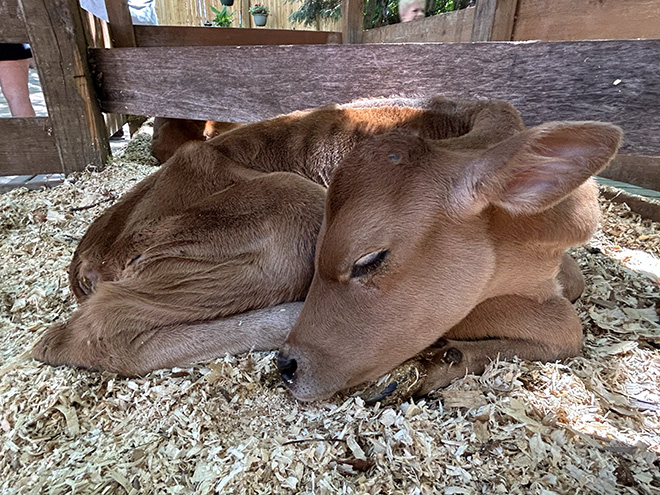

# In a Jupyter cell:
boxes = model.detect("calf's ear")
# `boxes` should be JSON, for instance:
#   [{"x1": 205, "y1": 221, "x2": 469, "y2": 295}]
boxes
[{"x1": 456, "y1": 122, "x2": 623, "y2": 215}]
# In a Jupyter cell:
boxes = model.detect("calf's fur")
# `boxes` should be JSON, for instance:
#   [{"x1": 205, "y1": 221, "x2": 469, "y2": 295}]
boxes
[
  {"x1": 32, "y1": 97, "x2": 622, "y2": 401},
  {"x1": 280, "y1": 123, "x2": 622, "y2": 400},
  {"x1": 151, "y1": 117, "x2": 244, "y2": 163}
]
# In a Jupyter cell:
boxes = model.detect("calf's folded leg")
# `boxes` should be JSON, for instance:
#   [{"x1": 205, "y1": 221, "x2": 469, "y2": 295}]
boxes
[
  {"x1": 416, "y1": 294, "x2": 582, "y2": 395},
  {"x1": 557, "y1": 253, "x2": 585, "y2": 303},
  {"x1": 35, "y1": 168, "x2": 324, "y2": 375},
  {"x1": 32, "y1": 297, "x2": 302, "y2": 376}
]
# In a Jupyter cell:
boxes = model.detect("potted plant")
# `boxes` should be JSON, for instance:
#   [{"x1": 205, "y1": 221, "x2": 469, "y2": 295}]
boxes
[
  {"x1": 208, "y1": 5, "x2": 234, "y2": 27},
  {"x1": 249, "y1": 3, "x2": 270, "y2": 26}
]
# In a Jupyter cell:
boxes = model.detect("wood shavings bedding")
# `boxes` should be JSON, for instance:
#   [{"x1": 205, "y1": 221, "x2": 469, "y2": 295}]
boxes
[{"x1": 1, "y1": 136, "x2": 659, "y2": 494}]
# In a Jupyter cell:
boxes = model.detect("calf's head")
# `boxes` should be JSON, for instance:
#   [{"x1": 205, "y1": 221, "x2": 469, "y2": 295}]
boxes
[{"x1": 278, "y1": 122, "x2": 622, "y2": 401}]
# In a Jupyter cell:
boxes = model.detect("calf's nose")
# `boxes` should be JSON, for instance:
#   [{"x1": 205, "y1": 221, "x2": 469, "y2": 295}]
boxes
[{"x1": 277, "y1": 353, "x2": 298, "y2": 384}]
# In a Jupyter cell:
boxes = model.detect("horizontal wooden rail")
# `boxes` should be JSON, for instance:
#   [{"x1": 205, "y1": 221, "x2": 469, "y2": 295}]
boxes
[
  {"x1": 0, "y1": 118, "x2": 61, "y2": 175},
  {"x1": 134, "y1": 26, "x2": 342, "y2": 47},
  {"x1": 90, "y1": 39, "x2": 660, "y2": 156},
  {"x1": 362, "y1": 7, "x2": 474, "y2": 43},
  {"x1": 513, "y1": 0, "x2": 660, "y2": 41},
  {"x1": 360, "y1": 0, "x2": 660, "y2": 45},
  {"x1": 600, "y1": 155, "x2": 660, "y2": 193}
]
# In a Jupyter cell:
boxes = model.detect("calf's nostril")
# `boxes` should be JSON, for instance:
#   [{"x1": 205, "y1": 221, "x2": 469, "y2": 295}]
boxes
[{"x1": 276, "y1": 354, "x2": 298, "y2": 384}]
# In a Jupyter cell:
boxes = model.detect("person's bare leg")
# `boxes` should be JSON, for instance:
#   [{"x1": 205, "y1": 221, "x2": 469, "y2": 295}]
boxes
[{"x1": 0, "y1": 59, "x2": 36, "y2": 117}]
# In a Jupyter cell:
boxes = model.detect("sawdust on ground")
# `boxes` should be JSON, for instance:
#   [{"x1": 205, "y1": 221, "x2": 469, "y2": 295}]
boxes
[{"x1": 1, "y1": 134, "x2": 659, "y2": 495}]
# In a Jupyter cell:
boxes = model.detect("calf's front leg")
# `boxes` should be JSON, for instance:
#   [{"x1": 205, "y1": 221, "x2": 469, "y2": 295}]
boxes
[
  {"x1": 32, "y1": 300, "x2": 303, "y2": 376},
  {"x1": 415, "y1": 294, "x2": 582, "y2": 396}
]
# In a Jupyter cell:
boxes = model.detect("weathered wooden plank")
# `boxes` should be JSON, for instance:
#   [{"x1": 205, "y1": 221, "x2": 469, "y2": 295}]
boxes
[
  {"x1": 133, "y1": 26, "x2": 341, "y2": 47},
  {"x1": 471, "y1": 0, "x2": 520, "y2": 41},
  {"x1": 470, "y1": 0, "x2": 497, "y2": 41},
  {"x1": 20, "y1": 0, "x2": 109, "y2": 174},
  {"x1": 362, "y1": 7, "x2": 474, "y2": 43},
  {"x1": 81, "y1": 8, "x2": 112, "y2": 48},
  {"x1": 599, "y1": 181, "x2": 660, "y2": 223},
  {"x1": 490, "y1": 0, "x2": 519, "y2": 41},
  {"x1": 0, "y1": 0, "x2": 28, "y2": 42},
  {"x1": 89, "y1": 40, "x2": 660, "y2": 156},
  {"x1": 513, "y1": 0, "x2": 660, "y2": 41},
  {"x1": 0, "y1": 118, "x2": 62, "y2": 175},
  {"x1": 105, "y1": 0, "x2": 136, "y2": 47},
  {"x1": 342, "y1": 0, "x2": 364, "y2": 44},
  {"x1": 599, "y1": 155, "x2": 660, "y2": 193}
]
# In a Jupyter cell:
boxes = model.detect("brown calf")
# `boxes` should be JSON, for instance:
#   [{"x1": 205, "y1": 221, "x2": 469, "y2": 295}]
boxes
[
  {"x1": 277, "y1": 122, "x2": 622, "y2": 401},
  {"x1": 41, "y1": 97, "x2": 497, "y2": 374},
  {"x1": 33, "y1": 98, "x2": 621, "y2": 400},
  {"x1": 70, "y1": 97, "x2": 512, "y2": 301}
]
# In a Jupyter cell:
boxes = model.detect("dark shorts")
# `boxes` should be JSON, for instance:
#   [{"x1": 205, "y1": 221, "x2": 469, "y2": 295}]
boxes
[{"x1": 0, "y1": 43, "x2": 33, "y2": 61}]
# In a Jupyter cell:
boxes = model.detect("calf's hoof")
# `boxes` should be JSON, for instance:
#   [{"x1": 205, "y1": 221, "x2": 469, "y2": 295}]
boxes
[
  {"x1": 31, "y1": 323, "x2": 71, "y2": 366},
  {"x1": 350, "y1": 358, "x2": 427, "y2": 406}
]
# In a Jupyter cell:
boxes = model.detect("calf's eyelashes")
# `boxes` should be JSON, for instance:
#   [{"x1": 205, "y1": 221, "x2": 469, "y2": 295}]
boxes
[{"x1": 350, "y1": 249, "x2": 389, "y2": 279}]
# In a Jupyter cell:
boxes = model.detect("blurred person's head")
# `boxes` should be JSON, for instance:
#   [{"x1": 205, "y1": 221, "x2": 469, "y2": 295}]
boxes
[{"x1": 399, "y1": 0, "x2": 425, "y2": 22}]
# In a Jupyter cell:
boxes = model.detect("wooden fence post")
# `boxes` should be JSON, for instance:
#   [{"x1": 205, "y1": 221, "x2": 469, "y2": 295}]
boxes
[
  {"x1": 342, "y1": 0, "x2": 364, "y2": 44},
  {"x1": 106, "y1": 0, "x2": 137, "y2": 47},
  {"x1": 471, "y1": 0, "x2": 519, "y2": 41},
  {"x1": 19, "y1": 0, "x2": 109, "y2": 174},
  {"x1": 240, "y1": 0, "x2": 251, "y2": 28}
]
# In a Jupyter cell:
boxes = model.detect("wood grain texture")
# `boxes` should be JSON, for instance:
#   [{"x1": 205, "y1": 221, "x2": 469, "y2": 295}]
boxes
[
  {"x1": 81, "y1": 9, "x2": 112, "y2": 48},
  {"x1": 471, "y1": 0, "x2": 520, "y2": 41},
  {"x1": 134, "y1": 26, "x2": 341, "y2": 47},
  {"x1": 362, "y1": 7, "x2": 474, "y2": 43},
  {"x1": 490, "y1": 0, "x2": 519, "y2": 41},
  {"x1": 513, "y1": 0, "x2": 660, "y2": 41},
  {"x1": 105, "y1": 0, "x2": 136, "y2": 47},
  {"x1": 342, "y1": 0, "x2": 364, "y2": 44},
  {"x1": 0, "y1": 118, "x2": 61, "y2": 175},
  {"x1": 1, "y1": 0, "x2": 28, "y2": 42},
  {"x1": 89, "y1": 40, "x2": 660, "y2": 155},
  {"x1": 21, "y1": 0, "x2": 108, "y2": 174},
  {"x1": 470, "y1": 0, "x2": 497, "y2": 41},
  {"x1": 599, "y1": 155, "x2": 660, "y2": 193}
]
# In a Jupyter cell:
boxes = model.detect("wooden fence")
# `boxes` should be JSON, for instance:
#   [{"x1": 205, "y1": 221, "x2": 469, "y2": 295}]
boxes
[
  {"x1": 362, "y1": 0, "x2": 660, "y2": 43},
  {"x1": 91, "y1": 40, "x2": 660, "y2": 157},
  {"x1": 0, "y1": 0, "x2": 108, "y2": 176},
  {"x1": 154, "y1": 0, "x2": 341, "y2": 31},
  {"x1": 0, "y1": 0, "x2": 340, "y2": 176}
]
